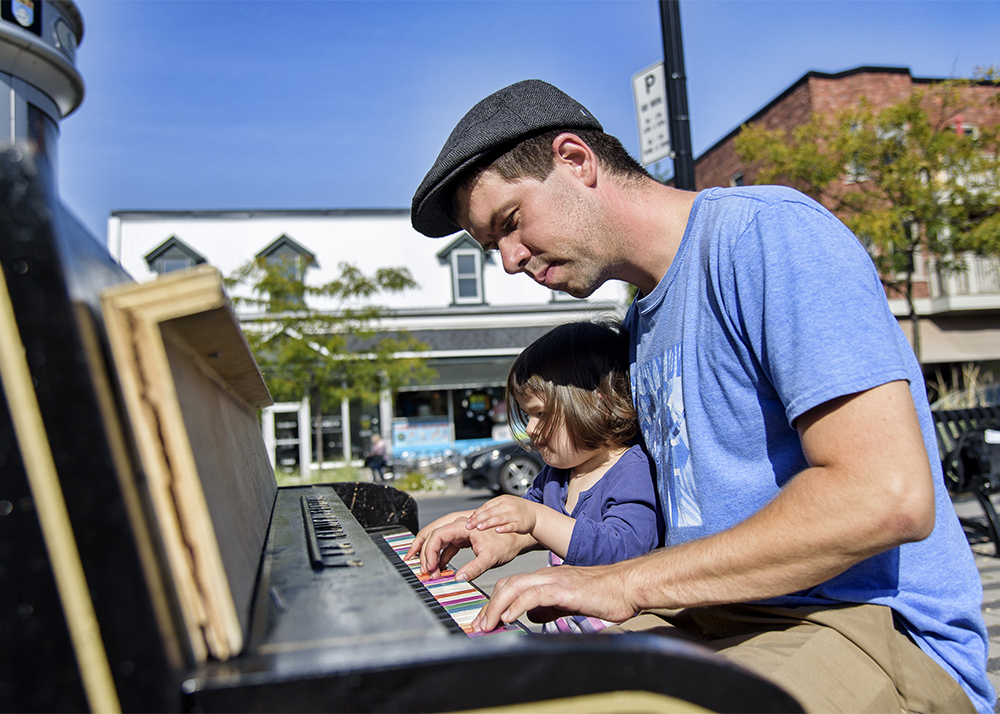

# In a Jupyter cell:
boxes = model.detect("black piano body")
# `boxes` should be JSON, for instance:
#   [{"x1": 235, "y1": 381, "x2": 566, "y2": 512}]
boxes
[{"x1": 0, "y1": 148, "x2": 802, "y2": 713}]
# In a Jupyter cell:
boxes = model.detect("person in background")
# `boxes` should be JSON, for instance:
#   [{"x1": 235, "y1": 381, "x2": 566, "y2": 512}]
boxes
[
  {"x1": 407, "y1": 320, "x2": 661, "y2": 633},
  {"x1": 407, "y1": 79, "x2": 993, "y2": 713},
  {"x1": 365, "y1": 433, "x2": 387, "y2": 482}
]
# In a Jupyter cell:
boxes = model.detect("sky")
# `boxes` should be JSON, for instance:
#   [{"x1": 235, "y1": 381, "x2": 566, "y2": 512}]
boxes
[{"x1": 55, "y1": 0, "x2": 1000, "y2": 241}]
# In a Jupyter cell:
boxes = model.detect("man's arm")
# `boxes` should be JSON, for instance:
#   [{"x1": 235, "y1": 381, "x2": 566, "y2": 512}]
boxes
[{"x1": 472, "y1": 380, "x2": 936, "y2": 630}]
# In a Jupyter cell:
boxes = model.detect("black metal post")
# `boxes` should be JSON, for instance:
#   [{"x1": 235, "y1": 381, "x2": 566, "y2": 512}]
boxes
[{"x1": 659, "y1": 0, "x2": 696, "y2": 190}]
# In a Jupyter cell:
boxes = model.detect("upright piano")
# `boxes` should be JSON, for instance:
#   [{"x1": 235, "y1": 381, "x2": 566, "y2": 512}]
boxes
[{"x1": 0, "y1": 148, "x2": 802, "y2": 713}]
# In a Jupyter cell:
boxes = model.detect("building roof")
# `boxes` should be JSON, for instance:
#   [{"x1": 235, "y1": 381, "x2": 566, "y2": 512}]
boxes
[{"x1": 696, "y1": 66, "x2": 921, "y2": 162}]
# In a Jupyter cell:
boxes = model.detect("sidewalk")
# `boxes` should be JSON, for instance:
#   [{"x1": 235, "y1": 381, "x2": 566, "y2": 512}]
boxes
[{"x1": 953, "y1": 495, "x2": 1000, "y2": 711}]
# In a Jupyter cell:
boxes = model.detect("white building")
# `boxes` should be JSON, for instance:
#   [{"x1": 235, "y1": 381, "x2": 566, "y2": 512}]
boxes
[{"x1": 108, "y1": 209, "x2": 631, "y2": 470}]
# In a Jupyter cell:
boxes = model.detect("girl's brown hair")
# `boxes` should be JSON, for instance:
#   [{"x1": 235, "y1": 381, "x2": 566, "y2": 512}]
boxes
[{"x1": 506, "y1": 320, "x2": 637, "y2": 452}]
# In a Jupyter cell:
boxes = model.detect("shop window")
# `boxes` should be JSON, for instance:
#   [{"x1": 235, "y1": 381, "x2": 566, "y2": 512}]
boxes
[
  {"x1": 396, "y1": 391, "x2": 449, "y2": 420},
  {"x1": 452, "y1": 387, "x2": 506, "y2": 441}
]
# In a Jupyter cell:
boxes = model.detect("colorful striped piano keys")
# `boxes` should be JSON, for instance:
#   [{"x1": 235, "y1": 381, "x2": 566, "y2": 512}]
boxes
[{"x1": 382, "y1": 531, "x2": 526, "y2": 637}]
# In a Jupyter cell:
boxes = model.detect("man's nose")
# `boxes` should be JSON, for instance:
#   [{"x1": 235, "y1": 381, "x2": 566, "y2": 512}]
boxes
[{"x1": 499, "y1": 238, "x2": 530, "y2": 275}]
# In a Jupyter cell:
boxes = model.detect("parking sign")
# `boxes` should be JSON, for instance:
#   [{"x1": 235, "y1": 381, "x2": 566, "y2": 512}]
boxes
[{"x1": 632, "y1": 62, "x2": 671, "y2": 166}]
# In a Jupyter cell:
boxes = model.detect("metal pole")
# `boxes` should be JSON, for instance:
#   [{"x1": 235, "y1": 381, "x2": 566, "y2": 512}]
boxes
[{"x1": 659, "y1": 0, "x2": 696, "y2": 190}]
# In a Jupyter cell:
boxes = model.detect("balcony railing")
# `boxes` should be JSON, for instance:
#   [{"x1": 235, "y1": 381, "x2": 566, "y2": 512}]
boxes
[{"x1": 929, "y1": 254, "x2": 1000, "y2": 299}]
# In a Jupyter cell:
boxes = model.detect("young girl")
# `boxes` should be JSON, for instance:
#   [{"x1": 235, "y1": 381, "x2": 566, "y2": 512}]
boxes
[{"x1": 407, "y1": 319, "x2": 662, "y2": 633}]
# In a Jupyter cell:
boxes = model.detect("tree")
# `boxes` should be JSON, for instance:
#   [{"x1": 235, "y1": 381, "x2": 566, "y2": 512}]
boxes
[
  {"x1": 225, "y1": 256, "x2": 435, "y2": 465},
  {"x1": 734, "y1": 69, "x2": 1000, "y2": 365}
]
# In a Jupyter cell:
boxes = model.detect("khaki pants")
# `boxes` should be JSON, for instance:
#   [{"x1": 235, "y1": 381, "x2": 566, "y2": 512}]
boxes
[{"x1": 606, "y1": 603, "x2": 975, "y2": 713}]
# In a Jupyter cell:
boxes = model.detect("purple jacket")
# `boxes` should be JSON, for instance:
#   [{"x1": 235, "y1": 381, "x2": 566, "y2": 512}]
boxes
[{"x1": 524, "y1": 444, "x2": 662, "y2": 566}]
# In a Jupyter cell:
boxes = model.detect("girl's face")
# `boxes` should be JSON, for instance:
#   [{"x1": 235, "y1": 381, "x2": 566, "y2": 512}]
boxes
[{"x1": 517, "y1": 391, "x2": 599, "y2": 470}]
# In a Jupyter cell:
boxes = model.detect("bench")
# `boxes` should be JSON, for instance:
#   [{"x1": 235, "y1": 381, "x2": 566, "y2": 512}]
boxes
[{"x1": 932, "y1": 407, "x2": 1000, "y2": 556}]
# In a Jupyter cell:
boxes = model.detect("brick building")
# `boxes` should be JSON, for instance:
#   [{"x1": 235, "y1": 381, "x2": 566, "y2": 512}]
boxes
[{"x1": 693, "y1": 66, "x2": 1000, "y2": 396}]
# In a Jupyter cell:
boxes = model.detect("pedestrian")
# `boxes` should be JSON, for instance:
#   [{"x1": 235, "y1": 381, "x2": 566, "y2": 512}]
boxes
[{"x1": 365, "y1": 433, "x2": 387, "y2": 482}]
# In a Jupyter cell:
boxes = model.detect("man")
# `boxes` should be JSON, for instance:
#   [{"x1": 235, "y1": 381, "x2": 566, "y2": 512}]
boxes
[{"x1": 410, "y1": 79, "x2": 993, "y2": 713}]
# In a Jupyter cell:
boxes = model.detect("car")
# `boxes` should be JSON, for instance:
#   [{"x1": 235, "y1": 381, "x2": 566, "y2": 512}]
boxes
[{"x1": 461, "y1": 441, "x2": 546, "y2": 496}]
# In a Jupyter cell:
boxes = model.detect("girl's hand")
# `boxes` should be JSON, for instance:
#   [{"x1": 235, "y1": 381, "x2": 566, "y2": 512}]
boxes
[
  {"x1": 467, "y1": 496, "x2": 538, "y2": 535},
  {"x1": 404, "y1": 510, "x2": 473, "y2": 561}
]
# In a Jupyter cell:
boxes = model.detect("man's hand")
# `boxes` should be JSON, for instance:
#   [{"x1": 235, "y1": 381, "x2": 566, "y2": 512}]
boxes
[
  {"x1": 471, "y1": 562, "x2": 639, "y2": 632},
  {"x1": 466, "y1": 495, "x2": 538, "y2": 535}
]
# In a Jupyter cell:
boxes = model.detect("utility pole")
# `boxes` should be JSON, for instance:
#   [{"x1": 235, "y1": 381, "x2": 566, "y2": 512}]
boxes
[{"x1": 659, "y1": 0, "x2": 696, "y2": 190}]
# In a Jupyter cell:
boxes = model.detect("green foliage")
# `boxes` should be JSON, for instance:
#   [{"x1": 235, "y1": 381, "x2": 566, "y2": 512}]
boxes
[
  {"x1": 275, "y1": 467, "x2": 446, "y2": 493},
  {"x1": 734, "y1": 69, "x2": 1000, "y2": 362},
  {"x1": 225, "y1": 256, "x2": 436, "y2": 417},
  {"x1": 389, "y1": 471, "x2": 447, "y2": 493},
  {"x1": 275, "y1": 464, "x2": 364, "y2": 487}
]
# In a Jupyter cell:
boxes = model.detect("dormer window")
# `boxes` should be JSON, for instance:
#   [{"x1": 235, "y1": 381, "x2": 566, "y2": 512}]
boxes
[
  {"x1": 452, "y1": 250, "x2": 483, "y2": 303},
  {"x1": 437, "y1": 233, "x2": 490, "y2": 305},
  {"x1": 144, "y1": 236, "x2": 206, "y2": 275},
  {"x1": 256, "y1": 234, "x2": 317, "y2": 281},
  {"x1": 256, "y1": 234, "x2": 318, "y2": 309}
]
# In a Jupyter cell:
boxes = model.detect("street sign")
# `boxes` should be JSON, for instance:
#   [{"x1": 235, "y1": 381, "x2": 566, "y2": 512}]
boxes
[{"x1": 632, "y1": 62, "x2": 671, "y2": 166}]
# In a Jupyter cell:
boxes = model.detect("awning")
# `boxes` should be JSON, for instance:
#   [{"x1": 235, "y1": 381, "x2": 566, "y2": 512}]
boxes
[
  {"x1": 896, "y1": 315, "x2": 1000, "y2": 364},
  {"x1": 398, "y1": 356, "x2": 516, "y2": 392}
]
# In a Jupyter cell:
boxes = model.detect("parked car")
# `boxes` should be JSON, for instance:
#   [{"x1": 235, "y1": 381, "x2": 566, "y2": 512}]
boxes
[{"x1": 461, "y1": 441, "x2": 546, "y2": 496}]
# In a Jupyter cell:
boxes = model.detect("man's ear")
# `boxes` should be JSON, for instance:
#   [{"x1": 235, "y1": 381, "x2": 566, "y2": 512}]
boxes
[{"x1": 552, "y1": 132, "x2": 598, "y2": 187}]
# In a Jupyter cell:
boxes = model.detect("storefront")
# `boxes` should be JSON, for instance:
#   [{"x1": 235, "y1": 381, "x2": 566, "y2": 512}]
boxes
[{"x1": 392, "y1": 355, "x2": 516, "y2": 460}]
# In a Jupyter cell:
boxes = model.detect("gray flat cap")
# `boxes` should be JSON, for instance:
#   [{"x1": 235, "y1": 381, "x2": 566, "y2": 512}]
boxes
[{"x1": 411, "y1": 80, "x2": 603, "y2": 238}]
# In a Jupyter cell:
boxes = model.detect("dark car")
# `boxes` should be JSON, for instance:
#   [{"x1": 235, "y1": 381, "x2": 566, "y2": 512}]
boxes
[{"x1": 461, "y1": 441, "x2": 546, "y2": 496}]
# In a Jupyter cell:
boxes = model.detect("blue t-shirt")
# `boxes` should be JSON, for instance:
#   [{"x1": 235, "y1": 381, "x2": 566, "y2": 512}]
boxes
[
  {"x1": 623, "y1": 185, "x2": 993, "y2": 713},
  {"x1": 524, "y1": 444, "x2": 661, "y2": 566}
]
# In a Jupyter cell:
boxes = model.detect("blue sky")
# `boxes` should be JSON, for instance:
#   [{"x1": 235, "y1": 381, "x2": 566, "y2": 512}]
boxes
[{"x1": 57, "y1": 0, "x2": 1000, "y2": 240}]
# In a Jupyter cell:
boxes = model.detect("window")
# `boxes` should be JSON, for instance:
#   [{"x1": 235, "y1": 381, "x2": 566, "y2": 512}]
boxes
[
  {"x1": 730, "y1": 171, "x2": 745, "y2": 187},
  {"x1": 451, "y1": 249, "x2": 483, "y2": 304},
  {"x1": 143, "y1": 236, "x2": 206, "y2": 276},
  {"x1": 947, "y1": 122, "x2": 979, "y2": 139},
  {"x1": 256, "y1": 235, "x2": 318, "y2": 309},
  {"x1": 437, "y1": 233, "x2": 490, "y2": 305},
  {"x1": 844, "y1": 123, "x2": 905, "y2": 184},
  {"x1": 161, "y1": 256, "x2": 193, "y2": 273},
  {"x1": 941, "y1": 123, "x2": 994, "y2": 193}
]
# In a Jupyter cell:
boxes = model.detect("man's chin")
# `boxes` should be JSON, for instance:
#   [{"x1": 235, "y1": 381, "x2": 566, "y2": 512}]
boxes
[{"x1": 557, "y1": 284, "x2": 596, "y2": 299}]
